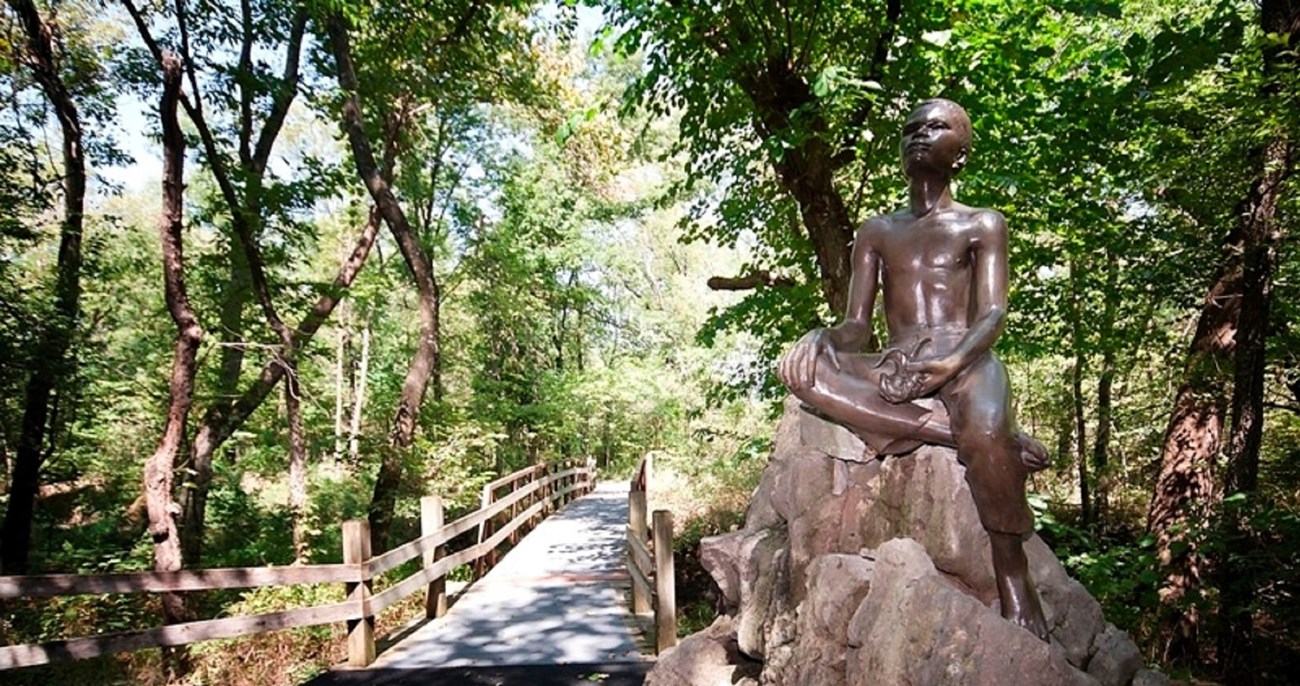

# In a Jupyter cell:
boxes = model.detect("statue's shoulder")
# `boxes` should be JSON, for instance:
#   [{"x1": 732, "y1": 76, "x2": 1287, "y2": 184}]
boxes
[
  {"x1": 957, "y1": 206, "x2": 1007, "y2": 243},
  {"x1": 856, "y1": 210, "x2": 909, "y2": 244},
  {"x1": 975, "y1": 206, "x2": 1007, "y2": 225}
]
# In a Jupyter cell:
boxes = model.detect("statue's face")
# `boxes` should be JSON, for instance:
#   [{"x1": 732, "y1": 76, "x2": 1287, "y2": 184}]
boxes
[{"x1": 899, "y1": 101, "x2": 970, "y2": 178}]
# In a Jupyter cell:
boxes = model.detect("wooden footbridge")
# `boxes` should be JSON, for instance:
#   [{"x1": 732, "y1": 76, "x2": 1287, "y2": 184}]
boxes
[{"x1": 0, "y1": 458, "x2": 678, "y2": 685}]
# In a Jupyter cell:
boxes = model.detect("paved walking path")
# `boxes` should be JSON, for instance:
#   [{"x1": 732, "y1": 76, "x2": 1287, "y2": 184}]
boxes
[{"x1": 307, "y1": 481, "x2": 650, "y2": 686}]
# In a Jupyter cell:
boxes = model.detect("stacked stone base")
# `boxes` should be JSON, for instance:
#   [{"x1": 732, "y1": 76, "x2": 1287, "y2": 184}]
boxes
[{"x1": 646, "y1": 398, "x2": 1168, "y2": 686}]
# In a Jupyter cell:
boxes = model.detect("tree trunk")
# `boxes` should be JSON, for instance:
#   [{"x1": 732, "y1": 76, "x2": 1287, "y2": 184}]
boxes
[
  {"x1": 286, "y1": 368, "x2": 309, "y2": 563},
  {"x1": 333, "y1": 303, "x2": 349, "y2": 463},
  {"x1": 1147, "y1": 257, "x2": 1238, "y2": 664},
  {"x1": 217, "y1": 245, "x2": 251, "y2": 407},
  {"x1": 1217, "y1": 136, "x2": 1289, "y2": 685},
  {"x1": 326, "y1": 15, "x2": 443, "y2": 551},
  {"x1": 1092, "y1": 355, "x2": 1114, "y2": 526},
  {"x1": 1073, "y1": 358, "x2": 1089, "y2": 527},
  {"x1": 684, "y1": 1, "x2": 900, "y2": 313},
  {"x1": 0, "y1": 0, "x2": 87, "y2": 575},
  {"x1": 737, "y1": 63, "x2": 853, "y2": 314},
  {"x1": 348, "y1": 319, "x2": 371, "y2": 464},
  {"x1": 180, "y1": 210, "x2": 379, "y2": 565},
  {"x1": 1216, "y1": 3, "x2": 1297, "y2": 670},
  {"x1": 145, "y1": 53, "x2": 195, "y2": 678},
  {"x1": 1069, "y1": 260, "x2": 1090, "y2": 527},
  {"x1": 1093, "y1": 252, "x2": 1119, "y2": 527},
  {"x1": 432, "y1": 301, "x2": 444, "y2": 403},
  {"x1": 1055, "y1": 372, "x2": 1074, "y2": 470}
]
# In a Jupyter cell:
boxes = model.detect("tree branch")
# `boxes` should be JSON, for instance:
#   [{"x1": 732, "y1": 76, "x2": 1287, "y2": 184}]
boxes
[
  {"x1": 237, "y1": 0, "x2": 253, "y2": 166},
  {"x1": 831, "y1": 0, "x2": 901, "y2": 168},
  {"x1": 1264, "y1": 401, "x2": 1300, "y2": 416},
  {"x1": 121, "y1": 0, "x2": 245, "y2": 231},
  {"x1": 250, "y1": 8, "x2": 307, "y2": 174},
  {"x1": 707, "y1": 270, "x2": 796, "y2": 291}
]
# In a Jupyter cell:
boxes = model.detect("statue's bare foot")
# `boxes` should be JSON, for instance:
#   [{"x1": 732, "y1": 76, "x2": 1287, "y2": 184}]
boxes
[
  {"x1": 990, "y1": 532, "x2": 1050, "y2": 642},
  {"x1": 1017, "y1": 432, "x2": 1049, "y2": 472}
]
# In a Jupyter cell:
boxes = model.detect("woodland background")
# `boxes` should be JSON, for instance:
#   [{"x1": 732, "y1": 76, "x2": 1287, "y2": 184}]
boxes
[{"x1": 0, "y1": 0, "x2": 1297, "y2": 684}]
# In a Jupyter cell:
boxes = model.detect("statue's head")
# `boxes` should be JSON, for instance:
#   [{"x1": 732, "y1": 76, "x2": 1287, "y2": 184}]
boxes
[{"x1": 900, "y1": 98, "x2": 972, "y2": 178}]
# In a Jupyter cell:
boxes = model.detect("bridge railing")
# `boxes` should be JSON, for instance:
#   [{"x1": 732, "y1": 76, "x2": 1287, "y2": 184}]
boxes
[
  {"x1": 626, "y1": 454, "x2": 677, "y2": 654},
  {"x1": 0, "y1": 459, "x2": 597, "y2": 671}
]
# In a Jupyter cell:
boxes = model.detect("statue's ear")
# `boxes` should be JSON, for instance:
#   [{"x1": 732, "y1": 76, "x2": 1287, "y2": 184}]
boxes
[{"x1": 952, "y1": 147, "x2": 969, "y2": 172}]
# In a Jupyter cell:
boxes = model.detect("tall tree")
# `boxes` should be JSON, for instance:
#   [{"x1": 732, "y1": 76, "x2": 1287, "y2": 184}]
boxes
[
  {"x1": 1216, "y1": 1, "x2": 1298, "y2": 678},
  {"x1": 122, "y1": 0, "x2": 366, "y2": 565},
  {"x1": 1091, "y1": 252, "x2": 1120, "y2": 526},
  {"x1": 321, "y1": 0, "x2": 543, "y2": 549},
  {"x1": 603, "y1": 0, "x2": 926, "y2": 315},
  {"x1": 1136, "y1": 5, "x2": 1290, "y2": 664},
  {"x1": 0, "y1": 0, "x2": 88, "y2": 574},
  {"x1": 325, "y1": 11, "x2": 444, "y2": 550},
  {"x1": 1147, "y1": 253, "x2": 1236, "y2": 660},
  {"x1": 143, "y1": 51, "x2": 196, "y2": 677}
]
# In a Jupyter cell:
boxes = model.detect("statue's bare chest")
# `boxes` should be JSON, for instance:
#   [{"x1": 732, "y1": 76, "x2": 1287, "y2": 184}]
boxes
[{"x1": 877, "y1": 217, "x2": 976, "y2": 276}]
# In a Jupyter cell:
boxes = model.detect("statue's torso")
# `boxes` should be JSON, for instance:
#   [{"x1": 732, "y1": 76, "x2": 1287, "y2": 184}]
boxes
[{"x1": 867, "y1": 205, "x2": 994, "y2": 352}]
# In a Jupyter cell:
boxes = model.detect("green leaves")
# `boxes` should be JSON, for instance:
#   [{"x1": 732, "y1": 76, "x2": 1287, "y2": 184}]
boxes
[{"x1": 812, "y1": 63, "x2": 884, "y2": 98}]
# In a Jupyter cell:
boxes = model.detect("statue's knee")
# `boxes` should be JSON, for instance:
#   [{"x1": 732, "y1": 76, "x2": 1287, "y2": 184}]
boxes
[
  {"x1": 954, "y1": 400, "x2": 1011, "y2": 435},
  {"x1": 954, "y1": 419, "x2": 1016, "y2": 455}
]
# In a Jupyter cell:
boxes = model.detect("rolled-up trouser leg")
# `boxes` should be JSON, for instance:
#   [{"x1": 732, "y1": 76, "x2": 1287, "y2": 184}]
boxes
[
  {"x1": 942, "y1": 354, "x2": 1034, "y2": 537},
  {"x1": 958, "y1": 434, "x2": 1033, "y2": 536}
]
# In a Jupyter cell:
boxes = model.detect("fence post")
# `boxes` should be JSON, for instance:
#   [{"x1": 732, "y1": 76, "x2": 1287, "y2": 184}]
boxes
[
  {"x1": 524, "y1": 467, "x2": 534, "y2": 533},
  {"x1": 652, "y1": 509, "x2": 677, "y2": 654},
  {"x1": 532, "y1": 465, "x2": 545, "y2": 528},
  {"x1": 421, "y1": 496, "x2": 447, "y2": 619},
  {"x1": 585, "y1": 456, "x2": 596, "y2": 494},
  {"x1": 540, "y1": 463, "x2": 552, "y2": 516},
  {"x1": 643, "y1": 453, "x2": 653, "y2": 495},
  {"x1": 628, "y1": 490, "x2": 650, "y2": 614},
  {"x1": 475, "y1": 483, "x2": 492, "y2": 578},
  {"x1": 567, "y1": 459, "x2": 576, "y2": 504},
  {"x1": 509, "y1": 478, "x2": 521, "y2": 546},
  {"x1": 342, "y1": 519, "x2": 375, "y2": 667}
]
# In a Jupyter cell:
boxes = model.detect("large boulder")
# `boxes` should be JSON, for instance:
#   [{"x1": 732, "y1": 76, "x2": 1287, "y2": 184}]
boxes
[
  {"x1": 644, "y1": 616, "x2": 761, "y2": 686},
  {"x1": 648, "y1": 397, "x2": 1161, "y2": 686}
]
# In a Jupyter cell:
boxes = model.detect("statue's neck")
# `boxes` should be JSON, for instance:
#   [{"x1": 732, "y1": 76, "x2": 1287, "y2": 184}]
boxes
[{"x1": 908, "y1": 174, "x2": 954, "y2": 217}]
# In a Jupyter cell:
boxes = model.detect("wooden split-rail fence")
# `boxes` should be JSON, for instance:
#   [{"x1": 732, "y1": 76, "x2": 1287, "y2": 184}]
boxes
[
  {"x1": 625, "y1": 454, "x2": 677, "y2": 654},
  {"x1": 0, "y1": 460, "x2": 596, "y2": 671}
]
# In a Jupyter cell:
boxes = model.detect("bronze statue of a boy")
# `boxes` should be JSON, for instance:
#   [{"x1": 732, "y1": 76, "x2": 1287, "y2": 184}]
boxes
[{"x1": 777, "y1": 98, "x2": 1050, "y2": 640}]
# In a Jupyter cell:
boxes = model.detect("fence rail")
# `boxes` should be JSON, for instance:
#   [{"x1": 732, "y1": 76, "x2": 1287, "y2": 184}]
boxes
[
  {"x1": 625, "y1": 454, "x2": 677, "y2": 654},
  {"x1": 0, "y1": 460, "x2": 597, "y2": 671}
]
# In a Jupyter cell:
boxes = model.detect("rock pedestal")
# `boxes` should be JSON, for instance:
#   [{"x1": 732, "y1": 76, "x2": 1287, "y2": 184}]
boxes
[{"x1": 646, "y1": 397, "x2": 1167, "y2": 686}]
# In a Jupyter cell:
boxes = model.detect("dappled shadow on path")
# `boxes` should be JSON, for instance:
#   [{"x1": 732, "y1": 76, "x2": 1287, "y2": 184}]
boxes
[
  {"x1": 303, "y1": 661, "x2": 650, "y2": 686},
  {"x1": 307, "y1": 484, "x2": 648, "y2": 685},
  {"x1": 493, "y1": 486, "x2": 629, "y2": 579},
  {"x1": 364, "y1": 483, "x2": 644, "y2": 671},
  {"x1": 374, "y1": 581, "x2": 643, "y2": 667}
]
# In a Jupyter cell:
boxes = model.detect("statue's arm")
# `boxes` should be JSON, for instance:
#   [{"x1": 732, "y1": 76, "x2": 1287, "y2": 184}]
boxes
[
  {"x1": 826, "y1": 220, "x2": 883, "y2": 351},
  {"x1": 954, "y1": 209, "x2": 1010, "y2": 365},
  {"x1": 777, "y1": 219, "x2": 881, "y2": 390}
]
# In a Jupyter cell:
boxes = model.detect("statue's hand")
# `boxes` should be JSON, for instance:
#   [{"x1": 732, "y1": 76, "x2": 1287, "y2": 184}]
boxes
[
  {"x1": 876, "y1": 339, "x2": 937, "y2": 403},
  {"x1": 777, "y1": 328, "x2": 839, "y2": 391},
  {"x1": 902, "y1": 354, "x2": 962, "y2": 397},
  {"x1": 879, "y1": 369, "x2": 925, "y2": 403}
]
